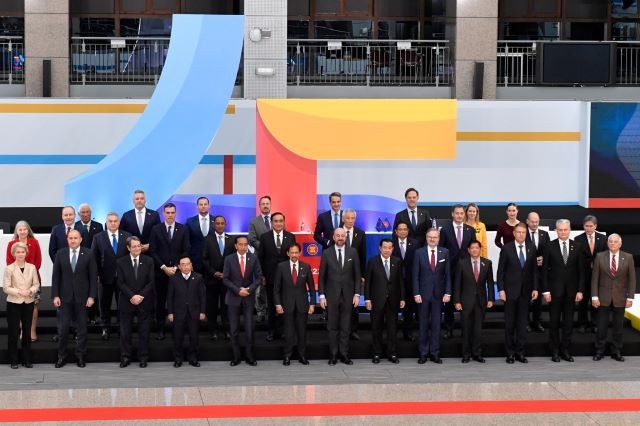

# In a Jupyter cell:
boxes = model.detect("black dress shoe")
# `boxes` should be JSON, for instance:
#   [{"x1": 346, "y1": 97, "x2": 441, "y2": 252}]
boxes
[
  {"x1": 403, "y1": 332, "x2": 415, "y2": 342},
  {"x1": 210, "y1": 332, "x2": 218, "y2": 341},
  {"x1": 328, "y1": 357, "x2": 337, "y2": 366},
  {"x1": 533, "y1": 323, "x2": 545, "y2": 333},
  {"x1": 418, "y1": 356, "x2": 428, "y2": 364},
  {"x1": 189, "y1": 360, "x2": 201, "y2": 367},
  {"x1": 22, "y1": 362, "x2": 33, "y2": 368},
  {"x1": 52, "y1": 335, "x2": 59, "y2": 343},
  {"x1": 461, "y1": 357, "x2": 471, "y2": 363},
  {"x1": 506, "y1": 356, "x2": 515, "y2": 364},
  {"x1": 10, "y1": 363, "x2": 18, "y2": 369},
  {"x1": 388, "y1": 356, "x2": 399, "y2": 364},
  {"x1": 515, "y1": 354, "x2": 528, "y2": 364},
  {"x1": 551, "y1": 354, "x2": 561, "y2": 363},
  {"x1": 266, "y1": 332, "x2": 274, "y2": 342},
  {"x1": 299, "y1": 357, "x2": 309, "y2": 365},
  {"x1": 349, "y1": 332, "x2": 360, "y2": 341},
  {"x1": 340, "y1": 355, "x2": 353, "y2": 365},
  {"x1": 430, "y1": 355, "x2": 442, "y2": 364},
  {"x1": 473, "y1": 356, "x2": 486, "y2": 364},
  {"x1": 174, "y1": 361, "x2": 182, "y2": 368},
  {"x1": 55, "y1": 358, "x2": 66, "y2": 368},
  {"x1": 283, "y1": 358, "x2": 291, "y2": 366},
  {"x1": 139, "y1": 361, "x2": 148, "y2": 368},
  {"x1": 442, "y1": 330, "x2": 451, "y2": 340},
  {"x1": 101, "y1": 329, "x2": 109, "y2": 341},
  {"x1": 612, "y1": 353, "x2": 625, "y2": 362},
  {"x1": 230, "y1": 359, "x2": 241, "y2": 366},
  {"x1": 526, "y1": 325, "x2": 532, "y2": 333},
  {"x1": 593, "y1": 353, "x2": 604, "y2": 361},
  {"x1": 119, "y1": 358, "x2": 130, "y2": 368},
  {"x1": 561, "y1": 353, "x2": 574, "y2": 362},
  {"x1": 246, "y1": 358, "x2": 257, "y2": 366},
  {"x1": 372, "y1": 355, "x2": 380, "y2": 364},
  {"x1": 156, "y1": 331, "x2": 165, "y2": 341},
  {"x1": 77, "y1": 357, "x2": 86, "y2": 368},
  {"x1": 578, "y1": 325, "x2": 586, "y2": 334},
  {"x1": 225, "y1": 331, "x2": 231, "y2": 340}
]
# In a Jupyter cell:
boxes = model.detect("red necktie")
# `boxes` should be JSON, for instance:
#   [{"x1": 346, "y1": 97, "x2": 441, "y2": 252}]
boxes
[
  {"x1": 292, "y1": 263, "x2": 298, "y2": 285},
  {"x1": 240, "y1": 255, "x2": 245, "y2": 278},
  {"x1": 66, "y1": 226, "x2": 71, "y2": 236},
  {"x1": 430, "y1": 249, "x2": 436, "y2": 272},
  {"x1": 611, "y1": 254, "x2": 617, "y2": 278},
  {"x1": 473, "y1": 260, "x2": 479, "y2": 282}
]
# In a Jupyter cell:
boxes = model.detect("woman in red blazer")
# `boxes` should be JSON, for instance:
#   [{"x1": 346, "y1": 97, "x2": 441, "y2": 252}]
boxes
[{"x1": 6, "y1": 220, "x2": 42, "y2": 342}]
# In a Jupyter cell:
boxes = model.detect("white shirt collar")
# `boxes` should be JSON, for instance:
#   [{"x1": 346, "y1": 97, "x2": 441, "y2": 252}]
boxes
[
  {"x1": 182, "y1": 273, "x2": 190, "y2": 280},
  {"x1": 381, "y1": 255, "x2": 390, "y2": 263},
  {"x1": 290, "y1": 260, "x2": 298, "y2": 269},
  {"x1": 215, "y1": 232, "x2": 225, "y2": 238},
  {"x1": 130, "y1": 255, "x2": 139, "y2": 262},
  {"x1": 136, "y1": 207, "x2": 146, "y2": 215}
]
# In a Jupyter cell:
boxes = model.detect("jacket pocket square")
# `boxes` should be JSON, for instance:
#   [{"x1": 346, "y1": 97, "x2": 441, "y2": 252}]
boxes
[
  {"x1": 438, "y1": 259, "x2": 445, "y2": 263},
  {"x1": 347, "y1": 259, "x2": 353, "y2": 262}
]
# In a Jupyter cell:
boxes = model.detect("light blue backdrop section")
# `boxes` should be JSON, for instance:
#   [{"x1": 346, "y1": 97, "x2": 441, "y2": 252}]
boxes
[{"x1": 64, "y1": 14, "x2": 245, "y2": 220}]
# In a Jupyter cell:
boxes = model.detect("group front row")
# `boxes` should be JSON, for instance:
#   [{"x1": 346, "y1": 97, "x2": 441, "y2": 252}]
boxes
[{"x1": 3, "y1": 221, "x2": 635, "y2": 368}]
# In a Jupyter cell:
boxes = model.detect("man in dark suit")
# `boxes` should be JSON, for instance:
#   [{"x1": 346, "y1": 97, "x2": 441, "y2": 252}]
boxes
[
  {"x1": 274, "y1": 243, "x2": 316, "y2": 365},
  {"x1": 341, "y1": 208, "x2": 366, "y2": 340},
  {"x1": 393, "y1": 221, "x2": 419, "y2": 341},
  {"x1": 318, "y1": 228, "x2": 361, "y2": 365},
  {"x1": 438, "y1": 204, "x2": 476, "y2": 338},
  {"x1": 149, "y1": 203, "x2": 191, "y2": 340},
  {"x1": 365, "y1": 239, "x2": 405, "y2": 364},
  {"x1": 76, "y1": 203, "x2": 104, "y2": 248},
  {"x1": 91, "y1": 212, "x2": 131, "y2": 340},
  {"x1": 247, "y1": 195, "x2": 272, "y2": 324},
  {"x1": 223, "y1": 235, "x2": 263, "y2": 366},
  {"x1": 592, "y1": 234, "x2": 636, "y2": 362},
  {"x1": 201, "y1": 215, "x2": 235, "y2": 340},
  {"x1": 413, "y1": 228, "x2": 450, "y2": 364},
  {"x1": 186, "y1": 196, "x2": 215, "y2": 273},
  {"x1": 313, "y1": 191, "x2": 343, "y2": 249},
  {"x1": 116, "y1": 236, "x2": 155, "y2": 368},
  {"x1": 525, "y1": 211, "x2": 550, "y2": 333},
  {"x1": 51, "y1": 230, "x2": 98, "y2": 368},
  {"x1": 454, "y1": 240, "x2": 494, "y2": 363},
  {"x1": 49, "y1": 206, "x2": 89, "y2": 262},
  {"x1": 393, "y1": 188, "x2": 432, "y2": 247},
  {"x1": 497, "y1": 223, "x2": 539, "y2": 364},
  {"x1": 575, "y1": 215, "x2": 608, "y2": 333},
  {"x1": 542, "y1": 219, "x2": 585, "y2": 362},
  {"x1": 119, "y1": 189, "x2": 161, "y2": 253},
  {"x1": 167, "y1": 256, "x2": 206, "y2": 367}
]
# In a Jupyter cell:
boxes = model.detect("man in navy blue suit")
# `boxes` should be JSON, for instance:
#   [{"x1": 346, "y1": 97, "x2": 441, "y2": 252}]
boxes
[
  {"x1": 313, "y1": 191, "x2": 343, "y2": 249},
  {"x1": 413, "y1": 228, "x2": 451, "y2": 364},
  {"x1": 185, "y1": 196, "x2": 215, "y2": 273},
  {"x1": 119, "y1": 190, "x2": 161, "y2": 253},
  {"x1": 49, "y1": 206, "x2": 89, "y2": 262},
  {"x1": 438, "y1": 204, "x2": 476, "y2": 338},
  {"x1": 75, "y1": 203, "x2": 104, "y2": 248}
]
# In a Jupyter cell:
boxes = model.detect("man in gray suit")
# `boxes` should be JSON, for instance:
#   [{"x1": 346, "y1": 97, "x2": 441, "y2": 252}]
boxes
[
  {"x1": 318, "y1": 228, "x2": 361, "y2": 366},
  {"x1": 247, "y1": 195, "x2": 272, "y2": 323},
  {"x1": 592, "y1": 233, "x2": 636, "y2": 362}
]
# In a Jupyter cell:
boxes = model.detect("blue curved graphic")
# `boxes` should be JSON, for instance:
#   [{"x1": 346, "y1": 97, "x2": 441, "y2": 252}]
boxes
[{"x1": 64, "y1": 14, "x2": 245, "y2": 220}]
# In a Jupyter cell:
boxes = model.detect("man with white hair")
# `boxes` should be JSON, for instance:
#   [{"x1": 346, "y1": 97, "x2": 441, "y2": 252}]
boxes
[
  {"x1": 591, "y1": 233, "x2": 635, "y2": 362},
  {"x1": 341, "y1": 208, "x2": 366, "y2": 340},
  {"x1": 542, "y1": 219, "x2": 585, "y2": 363},
  {"x1": 75, "y1": 203, "x2": 104, "y2": 248}
]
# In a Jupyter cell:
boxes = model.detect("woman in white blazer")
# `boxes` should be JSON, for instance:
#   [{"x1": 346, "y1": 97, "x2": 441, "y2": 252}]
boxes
[{"x1": 3, "y1": 242, "x2": 40, "y2": 368}]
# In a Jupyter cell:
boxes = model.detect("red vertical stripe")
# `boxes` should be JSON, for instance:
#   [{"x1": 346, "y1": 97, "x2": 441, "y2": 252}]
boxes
[{"x1": 223, "y1": 155, "x2": 233, "y2": 194}]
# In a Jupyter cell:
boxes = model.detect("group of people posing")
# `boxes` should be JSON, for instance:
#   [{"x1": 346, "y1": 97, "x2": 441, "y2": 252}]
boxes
[{"x1": 3, "y1": 188, "x2": 635, "y2": 369}]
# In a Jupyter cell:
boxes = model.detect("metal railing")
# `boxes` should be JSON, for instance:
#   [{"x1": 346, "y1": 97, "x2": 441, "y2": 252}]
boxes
[
  {"x1": 287, "y1": 39, "x2": 453, "y2": 86},
  {"x1": 0, "y1": 36, "x2": 24, "y2": 84},
  {"x1": 498, "y1": 40, "x2": 640, "y2": 86}
]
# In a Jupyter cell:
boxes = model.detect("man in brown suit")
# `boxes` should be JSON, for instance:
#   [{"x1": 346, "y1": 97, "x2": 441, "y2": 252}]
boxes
[{"x1": 591, "y1": 233, "x2": 636, "y2": 362}]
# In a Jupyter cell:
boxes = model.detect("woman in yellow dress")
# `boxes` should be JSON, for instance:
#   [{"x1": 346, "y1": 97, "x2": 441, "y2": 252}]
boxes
[{"x1": 464, "y1": 203, "x2": 487, "y2": 258}]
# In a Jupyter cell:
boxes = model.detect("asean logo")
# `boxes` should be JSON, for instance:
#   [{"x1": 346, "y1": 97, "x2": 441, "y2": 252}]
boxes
[{"x1": 303, "y1": 242, "x2": 321, "y2": 256}]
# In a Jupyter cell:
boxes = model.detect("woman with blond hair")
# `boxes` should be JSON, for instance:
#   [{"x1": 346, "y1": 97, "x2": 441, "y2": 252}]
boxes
[
  {"x1": 6, "y1": 220, "x2": 42, "y2": 342},
  {"x1": 3, "y1": 242, "x2": 40, "y2": 368},
  {"x1": 464, "y1": 203, "x2": 488, "y2": 258}
]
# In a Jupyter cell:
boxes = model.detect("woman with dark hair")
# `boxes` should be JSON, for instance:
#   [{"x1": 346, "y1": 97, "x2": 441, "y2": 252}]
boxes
[{"x1": 495, "y1": 203, "x2": 520, "y2": 249}]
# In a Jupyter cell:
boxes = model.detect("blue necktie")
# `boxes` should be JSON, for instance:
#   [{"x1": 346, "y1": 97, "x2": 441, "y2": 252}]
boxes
[
  {"x1": 410, "y1": 210, "x2": 417, "y2": 230},
  {"x1": 71, "y1": 249, "x2": 77, "y2": 272},
  {"x1": 218, "y1": 235, "x2": 224, "y2": 253},
  {"x1": 111, "y1": 233, "x2": 118, "y2": 254},
  {"x1": 264, "y1": 215, "x2": 270, "y2": 230},
  {"x1": 518, "y1": 245, "x2": 525, "y2": 268},
  {"x1": 333, "y1": 212, "x2": 339, "y2": 229}
]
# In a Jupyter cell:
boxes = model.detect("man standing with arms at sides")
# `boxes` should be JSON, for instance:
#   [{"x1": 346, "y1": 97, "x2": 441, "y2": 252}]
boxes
[
  {"x1": 223, "y1": 236, "x2": 263, "y2": 366},
  {"x1": 202, "y1": 215, "x2": 234, "y2": 341},
  {"x1": 186, "y1": 196, "x2": 215, "y2": 274},
  {"x1": 248, "y1": 195, "x2": 272, "y2": 324},
  {"x1": 341, "y1": 208, "x2": 366, "y2": 340},
  {"x1": 120, "y1": 190, "x2": 161, "y2": 253},
  {"x1": 592, "y1": 234, "x2": 635, "y2": 362},
  {"x1": 575, "y1": 215, "x2": 607, "y2": 334},
  {"x1": 258, "y1": 212, "x2": 296, "y2": 342},
  {"x1": 393, "y1": 188, "x2": 432, "y2": 248},
  {"x1": 438, "y1": 204, "x2": 476, "y2": 339},
  {"x1": 543, "y1": 219, "x2": 584, "y2": 362},
  {"x1": 116, "y1": 236, "x2": 154, "y2": 368},
  {"x1": 314, "y1": 192, "x2": 343, "y2": 249},
  {"x1": 525, "y1": 211, "x2": 549, "y2": 333},
  {"x1": 365, "y1": 239, "x2": 405, "y2": 364},
  {"x1": 149, "y1": 203, "x2": 191, "y2": 340},
  {"x1": 52, "y1": 230, "x2": 97, "y2": 368},
  {"x1": 454, "y1": 240, "x2": 494, "y2": 363},
  {"x1": 167, "y1": 256, "x2": 206, "y2": 368},
  {"x1": 318, "y1": 228, "x2": 361, "y2": 366},
  {"x1": 413, "y1": 228, "x2": 450, "y2": 364},
  {"x1": 76, "y1": 203, "x2": 103, "y2": 248},
  {"x1": 91, "y1": 212, "x2": 131, "y2": 340},
  {"x1": 393, "y1": 221, "x2": 418, "y2": 341},
  {"x1": 274, "y1": 243, "x2": 316, "y2": 365},
  {"x1": 497, "y1": 223, "x2": 538, "y2": 364}
]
